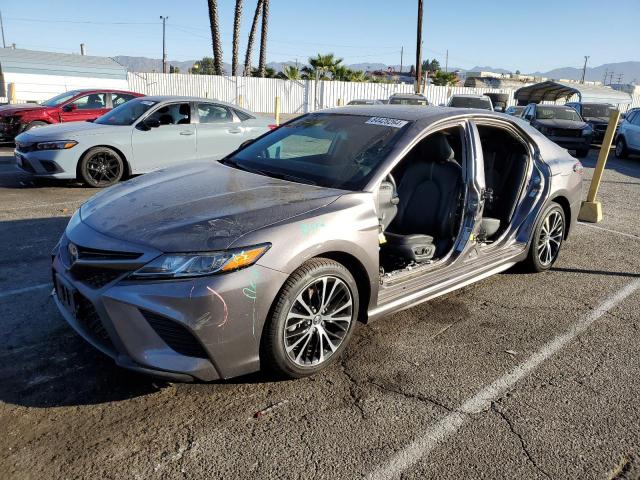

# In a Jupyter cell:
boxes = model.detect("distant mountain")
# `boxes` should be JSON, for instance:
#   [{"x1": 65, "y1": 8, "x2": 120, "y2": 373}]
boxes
[
  {"x1": 533, "y1": 61, "x2": 640, "y2": 83},
  {"x1": 113, "y1": 55, "x2": 640, "y2": 85}
]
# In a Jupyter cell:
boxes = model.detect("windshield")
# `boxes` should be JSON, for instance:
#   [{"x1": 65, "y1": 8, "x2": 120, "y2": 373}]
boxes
[
  {"x1": 95, "y1": 98, "x2": 157, "y2": 126},
  {"x1": 389, "y1": 97, "x2": 428, "y2": 105},
  {"x1": 225, "y1": 113, "x2": 410, "y2": 190},
  {"x1": 582, "y1": 104, "x2": 614, "y2": 118},
  {"x1": 449, "y1": 97, "x2": 492, "y2": 109},
  {"x1": 536, "y1": 107, "x2": 582, "y2": 122},
  {"x1": 41, "y1": 90, "x2": 81, "y2": 107}
]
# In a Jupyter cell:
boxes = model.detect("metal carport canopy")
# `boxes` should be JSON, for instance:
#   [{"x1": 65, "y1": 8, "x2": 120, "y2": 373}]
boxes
[{"x1": 514, "y1": 81, "x2": 632, "y2": 105}]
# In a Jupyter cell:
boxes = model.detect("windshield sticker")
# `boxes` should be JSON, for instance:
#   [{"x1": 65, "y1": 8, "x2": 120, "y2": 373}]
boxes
[
  {"x1": 365, "y1": 117, "x2": 408, "y2": 128},
  {"x1": 140, "y1": 100, "x2": 157, "y2": 106}
]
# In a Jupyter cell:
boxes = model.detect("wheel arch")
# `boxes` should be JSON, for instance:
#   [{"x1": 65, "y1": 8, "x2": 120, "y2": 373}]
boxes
[
  {"x1": 549, "y1": 195, "x2": 571, "y2": 239},
  {"x1": 76, "y1": 144, "x2": 132, "y2": 180}
]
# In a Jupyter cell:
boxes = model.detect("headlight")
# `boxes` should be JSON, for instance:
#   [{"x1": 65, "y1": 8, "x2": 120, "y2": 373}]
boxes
[
  {"x1": 130, "y1": 243, "x2": 270, "y2": 279},
  {"x1": 36, "y1": 140, "x2": 78, "y2": 150}
]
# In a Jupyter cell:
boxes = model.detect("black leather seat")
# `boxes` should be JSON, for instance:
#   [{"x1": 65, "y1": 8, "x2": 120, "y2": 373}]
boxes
[{"x1": 385, "y1": 133, "x2": 462, "y2": 259}]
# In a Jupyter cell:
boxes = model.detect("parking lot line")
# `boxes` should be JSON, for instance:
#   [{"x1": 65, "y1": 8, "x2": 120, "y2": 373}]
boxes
[
  {"x1": 367, "y1": 278, "x2": 640, "y2": 480},
  {"x1": 0, "y1": 283, "x2": 51, "y2": 299},
  {"x1": 577, "y1": 221, "x2": 640, "y2": 240}
]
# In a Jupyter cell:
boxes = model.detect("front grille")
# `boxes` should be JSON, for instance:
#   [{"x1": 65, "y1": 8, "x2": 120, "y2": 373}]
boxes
[
  {"x1": 70, "y1": 267, "x2": 124, "y2": 289},
  {"x1": 76, "y1": 245, "x2": 142, "y2": 261},
  {"x1": 74, "y1": 293, "x2": 115, "y2": 352},
  {"x1": 553, "y1": 128, "x2": 581, "y2": 138},
  {"x1": 141, "y1": 310, "x2": 209, "y2": 359},
  {"x1": 20, "y1": 158, "x2": 36, "y2": 173}
]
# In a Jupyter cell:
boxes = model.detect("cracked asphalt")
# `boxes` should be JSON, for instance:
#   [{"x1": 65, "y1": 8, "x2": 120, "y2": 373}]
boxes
[{"x1": 0, "y1": 146, "x2": 639, "y2": 479}]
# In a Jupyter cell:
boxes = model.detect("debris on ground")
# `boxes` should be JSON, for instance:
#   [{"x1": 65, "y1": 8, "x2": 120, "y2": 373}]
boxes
[
  {"x1": 254, "y1": 400, "x2": 289, "y2": 419},
  {"x1": 505, "y1": 350, "x2": 518, "y2": 356}
]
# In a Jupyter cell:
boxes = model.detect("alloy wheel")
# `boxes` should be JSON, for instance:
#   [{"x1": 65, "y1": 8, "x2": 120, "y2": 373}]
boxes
[
  {"x1": 615, "y1": 139, "x2": 624, "y2": 158},
  {"x1": 537, "y1": 210, "x2": 564, "y2": 266},
  {"x1": 283, "y1": 276, "x2": 353, "y2": 367},
  {"x1": 86, "y1": 152, "x2": 121, "y2": 186}
]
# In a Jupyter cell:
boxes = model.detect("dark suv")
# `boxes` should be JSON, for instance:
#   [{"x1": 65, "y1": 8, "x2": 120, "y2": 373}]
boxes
[
  {"x1": 566, "y1": 102, "x2": 616, "y2": 143},
  {"x1": 0, "y1": 89, "x2": 142, "y2": 141},
  {"x1": 521, "y1": 103, "x2": 592, "y2": 158}
]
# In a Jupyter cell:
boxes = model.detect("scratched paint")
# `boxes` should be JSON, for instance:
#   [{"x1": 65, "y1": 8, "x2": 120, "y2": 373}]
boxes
[
  {"x1": 243, "y1": 273, "x2": 259, "y2": 336},
  {"x1": 206, "y1": 286, "x2": 229, "y2": 328}
]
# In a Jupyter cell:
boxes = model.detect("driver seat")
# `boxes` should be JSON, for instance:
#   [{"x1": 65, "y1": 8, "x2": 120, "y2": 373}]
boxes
[{"x1": 384, "y1": 132, "x2": 462, "y2": 261}]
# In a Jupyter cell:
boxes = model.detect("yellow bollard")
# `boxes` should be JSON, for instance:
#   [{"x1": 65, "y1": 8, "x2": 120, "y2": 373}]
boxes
[
  {"x1": 338, "y1": 98, "x2": 344, "y2": 106},
  {"x1": 238, "y1": 94, "x2": 244, "y2": 108},
  {"x1": 274, "y1": 96, "x2": 281, "y2": 126},
  {"x1": 577, "y1": 109, "x2": 621, "y2": 223},
  {"x1": 8, "y1": 83, "x2": 16, "y2": 104}
]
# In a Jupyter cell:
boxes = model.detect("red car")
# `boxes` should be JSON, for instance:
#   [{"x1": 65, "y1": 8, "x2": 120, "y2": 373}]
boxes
[{"x1": 0, "y1": 88, "x2": 143, "y2": 141}]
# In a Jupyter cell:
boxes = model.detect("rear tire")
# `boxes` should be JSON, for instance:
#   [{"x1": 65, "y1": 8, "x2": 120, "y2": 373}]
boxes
[
  {"x1": 79, "y1": 147, "x2": 124, "y2": 188},
  {"x1": 261, "y1": 258, "x2": 359, "y2": 378},
  {"x1": 522, "y1": 203, "x2": 565, "y2": 273},
  {"x1": 615, "y1": 137, "x2": 628, "y2": 159}
]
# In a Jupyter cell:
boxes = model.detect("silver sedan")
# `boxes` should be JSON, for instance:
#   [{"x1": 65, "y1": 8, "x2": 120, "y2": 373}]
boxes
[{"x1": 14, "y1": 96, "x2": 273, "y2": 187}]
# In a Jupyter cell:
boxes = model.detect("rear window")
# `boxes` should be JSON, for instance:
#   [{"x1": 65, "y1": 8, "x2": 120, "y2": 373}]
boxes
[
  {"x1": 449, "y1": 96, "x2": 492, "y2": 109},
  {"x1": 226, "y1": 113, "x2": 410, "y2": 190}
]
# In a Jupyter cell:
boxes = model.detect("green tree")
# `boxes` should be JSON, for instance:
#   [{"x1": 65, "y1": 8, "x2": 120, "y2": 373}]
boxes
[
  {"x1": 258, "y1": 0, "x2": 269, "y2": 77},
  {"x1": 251, "y1": 66, "x2": 277, "y2": 78},
  {"x1": 332, "y1": 65, "x2": 354, "y2": 81},
  {"x1": 348, "y1": 70, "x2": 367, "y2": 82},
  {"x1": 302, "y1": 53, "x2": 344, "y2": 80},
  {"x1": 169, "y1": 65, "x2": 180, "y2": 74},
  {"x1": 422, "y1": 58, "x2": 441, "y2": 73},
  {"x1": 279, "y1": 65, "x2": 301, "y2": 80},
  {"x1": 190, "y1": 57, "x2": 216, "y2": 75},
  {"x1": 431, "y1": 70, "x2": 458, "y2": 86}
]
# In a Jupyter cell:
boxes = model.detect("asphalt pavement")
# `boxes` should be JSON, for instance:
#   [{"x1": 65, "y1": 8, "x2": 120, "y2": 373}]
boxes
[{"x1": 1, "y1": 146, "x2": 639, "y2": 479}]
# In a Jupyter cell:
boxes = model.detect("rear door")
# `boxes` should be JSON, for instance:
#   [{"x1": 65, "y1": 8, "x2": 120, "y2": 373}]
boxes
[
  {"x1": 131, "y1": 101, "x2": 197, "y2": 171},
  {"x1": 194, "y1": 102, "x2": 249, "y2": 159},
  {"x1": 59, "y1": 92, "x2": 110, "y2": 123}
]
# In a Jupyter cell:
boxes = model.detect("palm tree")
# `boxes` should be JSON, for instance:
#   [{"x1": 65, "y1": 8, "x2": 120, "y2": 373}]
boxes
[
  {"x1": 303, "y1": 53, "x2": 344, "y2": 80},
  {"x1": 231, "y1": 0, "x2": 243, "y2": 76},
  {"x1": 280, "y1": 65, "x2": 301, "y2": 80},
  {"x1": 244, "y1": 0, "x2": 263, "y2": 76},
  {"x1": 332, "y1": 65, "x2": 353, "y2": 82},
  {"x1": 258, "y1": 0, "x2": 269, "y2": 77},
  {"x1": 207, "y1": 0, "x2": 223, "y2": 75}
]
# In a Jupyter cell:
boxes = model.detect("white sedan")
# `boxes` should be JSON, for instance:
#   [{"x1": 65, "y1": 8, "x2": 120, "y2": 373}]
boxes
[{"x1": 14, "y1": 96, "x2": 274, "y2": 187}]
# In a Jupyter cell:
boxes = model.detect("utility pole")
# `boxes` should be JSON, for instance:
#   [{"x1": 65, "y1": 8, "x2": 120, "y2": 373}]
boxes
[
  {"x1": 400, "y1": 46, "x2": 403, "y2": 74},
  {"x1": 602, "y1": 69, "x2": 608, "y2": 84},
  {"x1": 445, "y1": 49, "x2": 449, "y2": 73},
  {"x1": 415, "y1": 0, "x2": 423, "y2": 93},
  {"x1": 0, "y1": 11, "x2": 6, "y2": 49},
  {"x1": 160, "y1": 16, "x2": 168, "y2": 74},
  {"x1": 580, "y1": 55, "x2": 589, "y2": 84}
]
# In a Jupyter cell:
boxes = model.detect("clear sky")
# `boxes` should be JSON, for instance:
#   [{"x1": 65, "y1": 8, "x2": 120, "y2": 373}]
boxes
[{"x1": 1, "y1": 0, "x2": 638, "y2": 72}]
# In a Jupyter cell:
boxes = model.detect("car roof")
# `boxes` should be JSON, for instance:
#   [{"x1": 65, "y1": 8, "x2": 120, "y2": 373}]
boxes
[
  {"x1": 134, "y1": 95, "x2": 255, "y2": 113},
  {"x1": 451, "y1": 94, "x2": 488, "y2": 99},
  {"x1": 389, "y1": 93, "x2": 427, "y2": 98},
  {"x1": 319, "y1": 104, "x2": 507, "y2": 122}
]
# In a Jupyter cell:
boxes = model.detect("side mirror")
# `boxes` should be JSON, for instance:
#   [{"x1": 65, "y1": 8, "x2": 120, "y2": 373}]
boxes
[
  {"x1": 238, "y1": 138, "x2": 255, "y2": 149},
  {"x1": 62, "y1": 104, "x2": 77, "y2": 112},
  {"x1": 143, "y1": 118, "x2": 161, "y2": 129}
]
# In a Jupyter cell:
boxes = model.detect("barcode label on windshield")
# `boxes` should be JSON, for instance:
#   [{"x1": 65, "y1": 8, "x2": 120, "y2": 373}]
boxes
[{"x1": 365, "y1": 117, "x2": 408, "y2": 128}]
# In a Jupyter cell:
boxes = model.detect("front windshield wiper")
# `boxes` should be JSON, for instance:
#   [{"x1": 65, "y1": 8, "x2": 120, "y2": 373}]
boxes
[{"x1": 219, "y1": 158, "x2": 316, "y2": 185}]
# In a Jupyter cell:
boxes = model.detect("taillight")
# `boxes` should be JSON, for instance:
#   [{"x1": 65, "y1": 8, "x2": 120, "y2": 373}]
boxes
[
  {"x1": 268, "y1": 124, "x2": 279, "y2": 130},
  {"x1": 573, "y1": 161, "x2": 584, "y2": 175}
]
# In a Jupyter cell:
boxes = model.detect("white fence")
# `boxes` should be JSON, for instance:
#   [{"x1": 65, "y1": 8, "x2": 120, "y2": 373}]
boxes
[{"x1": 127, "y1": 72, "x2": 565, "y2": 114}]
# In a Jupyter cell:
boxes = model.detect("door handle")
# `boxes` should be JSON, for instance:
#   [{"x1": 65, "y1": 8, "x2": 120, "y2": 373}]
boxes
[
  {"x1": 180, "y1": 130, "x2": 194, "y2": 136},
  {"x1": 228, "y1": 127, "x2": 243, "y2": 134}
]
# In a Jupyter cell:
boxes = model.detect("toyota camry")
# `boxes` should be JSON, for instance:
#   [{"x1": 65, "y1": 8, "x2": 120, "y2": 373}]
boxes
[{"x1": 51, "y1": 105, "x2": 582, "y2": 381}]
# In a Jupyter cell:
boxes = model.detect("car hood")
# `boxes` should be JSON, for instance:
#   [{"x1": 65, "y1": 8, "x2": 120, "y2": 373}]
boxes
[
  {"x1": 535, "y1": 118, "x2": 587, "y2": 129},
  {"x1": 0, "y1": 104, "x2": 48, "y2": 116},
  {"x1": 16, "y1": 121, "x2": 125, "y2": 140},
  {"x1": 584, "y1": 116, "x2": 610, "y2": 125},
  {"x1": 80, "y1": 162, "x2": 344, "y2": 252}
]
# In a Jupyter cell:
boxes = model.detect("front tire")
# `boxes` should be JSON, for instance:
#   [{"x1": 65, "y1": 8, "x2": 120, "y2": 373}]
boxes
[
  {"x1": 615, "y1": 137, "x2": 628, "y2": 159},
  {"x1": 523, "y1": 203, "x2": 565, "y2": 273},
  {"x1": 79, "y1": 147, "x2": 124, "y2": 188},
  {"x1": 261, "y1": 258, "x2": 359, "y2": 378},
  {"x1": 575, "y1": 148, "x2": 589, "y2": 158}
]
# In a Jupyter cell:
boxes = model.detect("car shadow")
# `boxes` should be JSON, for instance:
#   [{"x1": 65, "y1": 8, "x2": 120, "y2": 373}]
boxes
[
  {"x1": 550, "y1": 266, "x2": 640, "y2": 278},
  {"x1": 580, "y1": 149, "x2": 640, "y2": 180}
]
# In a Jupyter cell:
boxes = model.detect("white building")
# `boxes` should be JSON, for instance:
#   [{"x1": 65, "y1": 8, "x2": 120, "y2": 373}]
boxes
[{"x1": 0, "y1": 48, "x2": 129, "y2": 103}]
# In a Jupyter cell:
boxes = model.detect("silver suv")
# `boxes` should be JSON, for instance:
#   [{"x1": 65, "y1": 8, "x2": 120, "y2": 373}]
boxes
[{"x1": 615, "y1": 108, "x2": 640, "y2": 158}]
